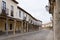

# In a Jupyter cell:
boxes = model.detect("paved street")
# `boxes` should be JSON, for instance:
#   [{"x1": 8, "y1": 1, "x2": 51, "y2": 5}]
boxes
[{"x1": 3, "y1": 29, "x2": 53, "y2": 40}]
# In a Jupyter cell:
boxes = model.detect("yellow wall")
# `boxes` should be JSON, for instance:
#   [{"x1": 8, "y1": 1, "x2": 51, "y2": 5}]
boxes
[
  {"x1": 16, "y1": 22, "x2": 22, "y2": 31},
  {"x1": 0, "y1": 19, "x2": 5, "y2": 32},
  {"x1": 0, "y1": 19, "x2": 22, "y2": 32}
]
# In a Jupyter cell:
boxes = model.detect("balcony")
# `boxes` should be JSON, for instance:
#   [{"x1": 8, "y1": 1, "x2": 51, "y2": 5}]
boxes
[
  {"x1": 0, "y1": 8, "x2": 9, "y2": 16},
  {"x1": 11, "y1": 10, "x2": 14, "y2": 17},
  {"x1": 23, "y1": 17, "x2": 26, "y2": 21}
]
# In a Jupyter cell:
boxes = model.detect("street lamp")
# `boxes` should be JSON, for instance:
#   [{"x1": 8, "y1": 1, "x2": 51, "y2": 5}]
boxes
[{"x1": 45, "y1": 5, "x2": 49, "y2": 12}]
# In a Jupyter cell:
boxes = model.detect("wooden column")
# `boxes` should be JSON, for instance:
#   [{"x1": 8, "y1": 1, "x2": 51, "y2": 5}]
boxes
[
  {"x1": 6, "y1": 18, "x2": 8, "y2": 35},
  {"x1": 13, "y1": 20, "x2": 16, "y2": 35}
]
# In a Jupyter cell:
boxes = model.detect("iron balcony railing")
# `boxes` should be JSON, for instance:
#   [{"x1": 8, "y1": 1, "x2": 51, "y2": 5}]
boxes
[
  {"x1": 23, "y1": 17, "x2": 26, "y2": 21},
  {"x1": 11, "y1": 10, "x2": 14, "y2": 17},
  {"x1": 0, "y1": 7, "x2": 9, "y2": 16}
]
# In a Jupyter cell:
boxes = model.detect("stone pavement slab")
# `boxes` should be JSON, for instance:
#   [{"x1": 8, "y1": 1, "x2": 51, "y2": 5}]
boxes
[
  {"x1": 0, "y1": 30, "x2": 41, "y2": 40},
  {"x1": 3, "y1": 29, "x2": 50, "y2": 40},
  {"x1": 46, "y1": 30, "x2": 54, "y2": 40}
]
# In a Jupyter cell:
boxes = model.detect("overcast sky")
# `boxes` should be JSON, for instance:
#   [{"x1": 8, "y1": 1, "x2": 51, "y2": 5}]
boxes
[{"x1": 17, "y1": 0, "x2": 52, "y2": 24}]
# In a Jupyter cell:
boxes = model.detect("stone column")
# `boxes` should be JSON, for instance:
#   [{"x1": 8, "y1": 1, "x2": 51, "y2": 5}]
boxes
[
  {"x1": 13, "y1": 20, "x2": 16, "y2": 35},
  {"x1": 24, "y1": 21, "x2": 26, "y2": 32},
  {"x1": 21, "y1": 21, "x2": 23, "y2": 33},
  {"x1": 6, "y1": 18, "x2": 8, "y2": 35},
  {"x1": 54, "y1": 0, "x2": 60, "y2": 40},
  {"x1": 27, "y1": 23, "x2": 28, "y2": 32}
]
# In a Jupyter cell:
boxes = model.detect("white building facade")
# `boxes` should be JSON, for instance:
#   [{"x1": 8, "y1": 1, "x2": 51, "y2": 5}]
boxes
[{"x1": 0, "y1": 0, "x2": 42, "y2": 35}]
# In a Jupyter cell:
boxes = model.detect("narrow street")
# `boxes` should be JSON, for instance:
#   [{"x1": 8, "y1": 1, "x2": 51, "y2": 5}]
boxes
[{"x1": 3, "y1": 29, "x2": 53, "y2": 40}]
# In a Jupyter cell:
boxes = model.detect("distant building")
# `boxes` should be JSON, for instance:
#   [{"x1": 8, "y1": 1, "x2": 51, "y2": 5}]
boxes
[{"x1": 42, "y1": 22, "x2": 52, "y2": 29}]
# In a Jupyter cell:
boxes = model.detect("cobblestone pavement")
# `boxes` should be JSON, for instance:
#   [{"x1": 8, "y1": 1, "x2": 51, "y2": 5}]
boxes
[{"x1": 3, "y1": 29, "x2": 53, "y2": 40}]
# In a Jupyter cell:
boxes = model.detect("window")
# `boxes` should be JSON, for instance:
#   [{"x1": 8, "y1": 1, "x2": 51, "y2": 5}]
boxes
[
  {"x1": 5, "y1": 23, "x2": 6, "y2": 30},
  {"x1": 2, "y1": 1, "x2": 6, "y2": 10},
  {"x1": 11, "y1": 12, "x2": 13, "y2": 17},
  {"x1": 10, "y1": 24, "x2": 12, "y2": 30},
  {"x1": 19, "y1": 10, "x2": 21, "y2": 17},
  {"x1": 29, "y1": 18, "x2": 31, "y2": 23},
  {"x1": 31, "y1": 20, "x2": 32, "y2": 23},
  {"x1": 11, "y1": 6, "x2": 14, "y2": 11},
  {"x1": 11, "y1": 5, "x2": 14, "y2": 17}
]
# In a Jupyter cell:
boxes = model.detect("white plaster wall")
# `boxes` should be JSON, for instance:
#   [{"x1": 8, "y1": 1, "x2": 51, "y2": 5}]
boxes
[
  {"x1": 6, "y1": 0, "x2": 17, "y2": 18},
  {"x1": 26, "y1": 14, "x2": 29, "y2": 21},
  {"x1": 0, "y1": 0, "x2": 2, "y2": 14},
  {"x1": 0, "y1": 0, "x2": 24, "y2": 20},
  {"x1": 21, "y1": 11, "x2": 24, "y2": 20},
  {"x1": 16, "y1": 8, "x2": 23, "y2": 20},
  {"x1": 0, "y1": 0, "x2": 42, "y2": 26}
]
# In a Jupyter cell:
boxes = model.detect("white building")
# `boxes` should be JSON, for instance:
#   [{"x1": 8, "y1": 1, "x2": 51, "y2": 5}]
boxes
[{"x1": 0, "y1": 0, "x2": 42, "y2": 35}]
